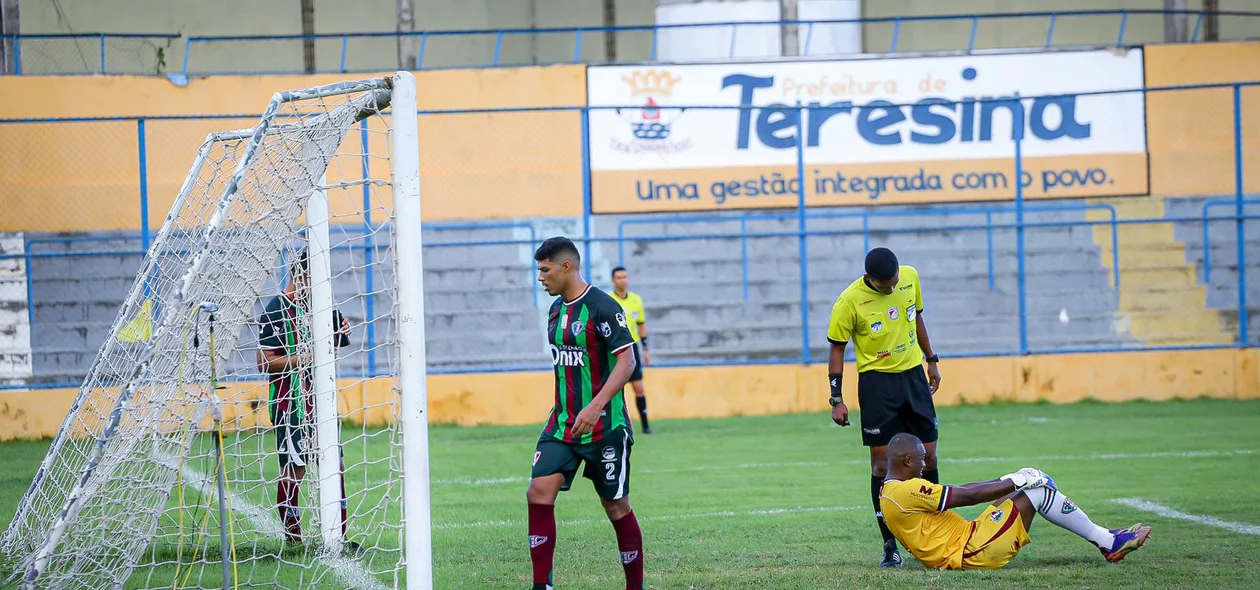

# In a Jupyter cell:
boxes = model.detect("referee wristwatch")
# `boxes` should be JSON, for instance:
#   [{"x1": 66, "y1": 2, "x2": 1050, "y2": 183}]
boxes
[
  {"x1": 828, "y1": 396, "x2": 845, "y2": 407},
  {"x1": 925, "y1": 354, "x2": 939, "y2": 363}
]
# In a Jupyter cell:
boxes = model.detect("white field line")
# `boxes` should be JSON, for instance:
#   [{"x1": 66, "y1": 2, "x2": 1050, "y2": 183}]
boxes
[
  {"x1": 423, "y1": 449, "x2": 1255, "y2": 488},
  {"x1": 181, "y1": 464, "x2": 389, "y2": 590},
  {"x1": 435, "y1": 505, "x2": 863, "y2": 530},
  {"x1": 1113, "y1": 498, "x2": 1260, "y2": 536}
]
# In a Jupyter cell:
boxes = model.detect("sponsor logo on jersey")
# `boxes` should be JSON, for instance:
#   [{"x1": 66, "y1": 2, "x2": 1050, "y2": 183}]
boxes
[
  {"x1": 571, "y1": 320, "x2": 585, "y2": 336},
  {"x1": 899, "y1": 283, "x2": 913, "y2": 291},
  {"x1": 990, "y1": 509, "x2": 1004, "y2": 523},
  {"x1": 876, "y1": 350, "x2": 891, "y2": 359},
  {"x1": 907, "y1": 305, "x2": 917, "y2": 322},
  {"x1": 550, "y1": 344, "x2": 586, "y2": 367},
  {"x1": 599, "y1": 321, "x2": 612, "y2": 337},
  {"x1": 871, "y1": 321, "x2": 883, "y2": 333},
  {"x1": 616, "y1": 312, "x2": 628, "y2": 328},
  {"x1": 887, "y1": 306, "x2": 900, "y2": 320}
]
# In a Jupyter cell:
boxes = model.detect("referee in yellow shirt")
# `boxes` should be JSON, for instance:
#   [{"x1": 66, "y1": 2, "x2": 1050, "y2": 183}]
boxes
[
  {"x1": 611, "y1": 266, "x2": 653, "y2": 434},
  {"x1": 826, "y1": 247, "x2": 942, "y2": 568}
]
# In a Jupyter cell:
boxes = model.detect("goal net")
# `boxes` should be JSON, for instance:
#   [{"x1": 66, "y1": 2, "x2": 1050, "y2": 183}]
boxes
[{"x1": 1, "y1": 72, "x2": 431, "y2": 590}]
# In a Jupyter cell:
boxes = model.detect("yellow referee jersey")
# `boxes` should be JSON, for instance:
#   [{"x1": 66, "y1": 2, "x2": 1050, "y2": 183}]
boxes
[
  {"x1": 612, "y1": 290, "x2": 645, "y2": 343},
  {"x1": 826, "y1": 265, "x2": 924, "y2": 373}
]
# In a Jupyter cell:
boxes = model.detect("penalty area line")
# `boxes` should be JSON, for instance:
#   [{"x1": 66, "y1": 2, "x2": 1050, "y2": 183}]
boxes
[
  {"x1": 435, "y1": 505, "x2": 864, "y2": 530},
  {"x1": 1113, "y1": 498, "x2": 1260, "y2": 536}
]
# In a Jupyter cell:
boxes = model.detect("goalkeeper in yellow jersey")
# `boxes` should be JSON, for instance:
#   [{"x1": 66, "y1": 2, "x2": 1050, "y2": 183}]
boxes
[{"x1": 879, "y1": 433, "x2": 1151, "y2": 570}]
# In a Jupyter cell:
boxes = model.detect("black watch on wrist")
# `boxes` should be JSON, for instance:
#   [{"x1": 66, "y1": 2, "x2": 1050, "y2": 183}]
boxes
[
  {"x1": 925, "y1": 354, "x2": 939, "y2": 363},
  {"x1": 828, "y1": 396, "x2": 844, "y2": 407}
]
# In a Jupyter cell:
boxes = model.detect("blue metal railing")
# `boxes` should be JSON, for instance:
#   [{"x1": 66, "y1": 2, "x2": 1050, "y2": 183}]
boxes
[
  {"x1": 6, "y1": 11, "x2": 1259, "y2": 76},
  {"x1": 1201, "y1": 198, "x2": 1260, "y2": 283},
  {"x1": 174, "y1": 9, "x2": 1260, "y2": 76},
  {"x1": 615, "y1": 203, "x2": 1120, "y2": 302},
  {"x1": 2, "y1": 33, "x2": 181, "y2": 75},
  {"x1": 1, "y1": 209, "x2": 1254, "y2": 391}
]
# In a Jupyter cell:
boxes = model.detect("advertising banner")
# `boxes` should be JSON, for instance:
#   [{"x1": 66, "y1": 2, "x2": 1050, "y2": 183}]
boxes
[{"x1": 587, "y1": 49, "x2": 1149, "y2": 213}]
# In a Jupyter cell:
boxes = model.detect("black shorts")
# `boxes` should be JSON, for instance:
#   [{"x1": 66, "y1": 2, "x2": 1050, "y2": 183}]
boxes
[
  {"x1": 531, "y1": 429, "x2": 633, "y2": 500},
  {"x1": 274, "y1": 409, "x2": 341, "y2": 470},
  {"x1": 856, "y1": 366, "x2": 938, "y2": 447},
  {"x1": 629, "y1": 343, "x2": 644, "y2": 383},
  {"x1": 275, "y1": 409, "x2": 314, "y2": 470}
]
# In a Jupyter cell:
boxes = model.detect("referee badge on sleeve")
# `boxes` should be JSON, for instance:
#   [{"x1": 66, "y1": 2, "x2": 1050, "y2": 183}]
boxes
[{"x1": 907, "y1": 305, "x2": 916, "y2": 322}]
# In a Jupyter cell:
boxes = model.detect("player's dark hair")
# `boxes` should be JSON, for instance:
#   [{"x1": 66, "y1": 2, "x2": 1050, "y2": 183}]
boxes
[
  {"x1": 291, "y1": 248, "x2": 309, "y2": 276},
  {"x1": 534, "y1": 236, "x2": 580, "y2": 264},
  {"x1": 611, "y1": 266, "x2": 627, "y2": 278},
  {"x1": 864, "y1": 247, "x2": 899, "y2": 281}
]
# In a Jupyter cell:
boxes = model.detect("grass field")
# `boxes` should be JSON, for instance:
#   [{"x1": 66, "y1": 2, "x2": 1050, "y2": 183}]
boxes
[{"x1": 2, "y1": 398, "x2": 1259, "y2": 589}]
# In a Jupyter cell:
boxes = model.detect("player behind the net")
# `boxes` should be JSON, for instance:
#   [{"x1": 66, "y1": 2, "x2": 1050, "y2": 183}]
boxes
[
  {"x1": 526, "y1": 237, "x2": 644, "y2": 590},
  {"x1": 256, "y1": 249, "x2": 357, "y2": 551},
  {"x1": 880, "y1": 433, "x2": 1152, "y2": 570}
]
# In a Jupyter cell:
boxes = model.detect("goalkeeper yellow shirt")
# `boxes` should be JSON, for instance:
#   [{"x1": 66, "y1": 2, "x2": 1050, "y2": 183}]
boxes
[
  {"x1": 611, "y1": 290, "x2": 645, "y2": 344},
  {"x1": 880, "y1": 478, "x2": 971, "y2": 570},
  {"x1": 826, "y1": 265, "x2": 924, "y2": 373}
]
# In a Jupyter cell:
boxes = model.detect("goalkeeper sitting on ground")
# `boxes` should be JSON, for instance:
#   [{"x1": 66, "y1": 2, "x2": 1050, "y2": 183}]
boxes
[
  {"x1": 879, "y1": 433, "x2": 1151, "y2": 570},
  {"x1": 256, "y1": 249, "x2": 355, "y2": 549}
]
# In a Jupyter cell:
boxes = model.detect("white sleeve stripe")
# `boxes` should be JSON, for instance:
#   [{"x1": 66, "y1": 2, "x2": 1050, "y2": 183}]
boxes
[
  {"x1": 938, "y1": 486, "x2": 950, "y2": 511},
  {"x1": 611, "y1": 342, "x2": 634, "y2": 355}
]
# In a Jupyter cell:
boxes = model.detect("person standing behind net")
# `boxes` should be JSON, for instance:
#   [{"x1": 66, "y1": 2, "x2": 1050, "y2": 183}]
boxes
[
  {"x1": 256, "y1": 249, "x2": 354, "y2": 549},
  {"x1": 826, "y1": 247, "x2": 943, "y2": 568},
  {"x1": 611, "y1": 266, "x2": 653, "y2": 434}
]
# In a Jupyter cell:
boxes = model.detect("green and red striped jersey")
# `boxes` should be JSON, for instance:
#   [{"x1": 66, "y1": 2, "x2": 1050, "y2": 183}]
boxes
[{"x1": 541, "y1": 285, "x2": 636, "y2": 444}]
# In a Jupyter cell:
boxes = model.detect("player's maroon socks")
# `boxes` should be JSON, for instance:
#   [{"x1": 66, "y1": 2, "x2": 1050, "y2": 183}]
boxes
[
  {"x1": 611, "y1": 511, "x2": 644, "y2": 590},
  {"x1": 528, "y1": 503, "x2": 557, "y2": 587},
  {"x1": 277, "y1": 478, "x2": 301, "y2": 542},
  {"x1": 340, "y1": 462, "x2": 349, "y2": 537}
]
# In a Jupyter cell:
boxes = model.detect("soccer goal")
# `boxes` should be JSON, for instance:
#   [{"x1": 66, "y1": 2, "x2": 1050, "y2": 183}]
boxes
[{"x1": 1, "y1": 72, "x2": 432, "y2": 589}]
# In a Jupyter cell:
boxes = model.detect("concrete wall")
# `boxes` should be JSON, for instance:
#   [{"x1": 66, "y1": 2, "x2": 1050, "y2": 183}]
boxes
[
  {"x1": 15, "y1": 0, "x2": 657, "y2": 73},
  {"x1": 862, "y1": 0, "x2": 1260, "y2": 54},
  {"x1": 4, "y1": 347, "x2": 1258, "y2": 440}
]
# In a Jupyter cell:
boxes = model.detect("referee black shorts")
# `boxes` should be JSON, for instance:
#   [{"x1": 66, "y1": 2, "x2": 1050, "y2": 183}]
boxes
[{"x1": 856, "y1": 366, "x2": 938, "y2": 448}]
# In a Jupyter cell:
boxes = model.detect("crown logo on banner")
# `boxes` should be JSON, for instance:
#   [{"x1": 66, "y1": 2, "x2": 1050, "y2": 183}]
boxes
[{"x1": 621, "y1": 69, "x2": 681, "y2": 97}]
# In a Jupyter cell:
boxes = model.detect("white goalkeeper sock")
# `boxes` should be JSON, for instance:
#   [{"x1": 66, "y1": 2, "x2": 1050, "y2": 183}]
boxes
[{"x1": 1023, "y1": 486, "x2": 1114, "y2": 549}]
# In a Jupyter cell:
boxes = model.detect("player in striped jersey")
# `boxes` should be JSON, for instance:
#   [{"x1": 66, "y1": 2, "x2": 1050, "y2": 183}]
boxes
[
  {"x1": 256, "y1": 250, "x2": 354, "y2": 548},
  {"x1": 526, "y1": 237, "x2": 643, "y2": 590}
]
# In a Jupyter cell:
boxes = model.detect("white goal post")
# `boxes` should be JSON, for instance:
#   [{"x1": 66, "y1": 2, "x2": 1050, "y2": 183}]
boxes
[{"x1": 2, "y1": 72, "x2": 432, "y2": 590}]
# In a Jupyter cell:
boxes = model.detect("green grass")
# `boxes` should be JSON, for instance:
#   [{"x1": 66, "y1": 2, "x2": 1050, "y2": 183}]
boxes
[{"x1": 2, "y1": 398, "x2": 1260, "y2": 589}]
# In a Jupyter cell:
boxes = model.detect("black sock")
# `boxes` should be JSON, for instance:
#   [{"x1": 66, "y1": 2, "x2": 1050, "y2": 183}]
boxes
[
  {"x1": 636, "y1": 396, "x2": 650, "y2": 430},
  {"x1": 924, "y1": 468, "x2": 940, "y2": 485},
  {"x1": 871, "y1": 474, "x2": 895, "y2": 545}
]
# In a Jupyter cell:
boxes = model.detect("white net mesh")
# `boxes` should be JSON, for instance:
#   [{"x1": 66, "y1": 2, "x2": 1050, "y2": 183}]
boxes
[{"x1": 2, "y1": 76, "x2": 414, "y2": 589}]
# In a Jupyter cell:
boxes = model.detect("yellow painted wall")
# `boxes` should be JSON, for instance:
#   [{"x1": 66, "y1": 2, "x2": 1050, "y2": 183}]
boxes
[
  {"x1": 4, "y1": 42, "x2": 1260, "y2": 234},
  {"x1": 1144, "y1": 42, "x2": 1260, "y2": 198},
  {"x1": 0, "y1": 66, "x2": 586, "y2": 232},
  {"x1": 3, "y1": 348, "x2": 1257, "y2": 441}
]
